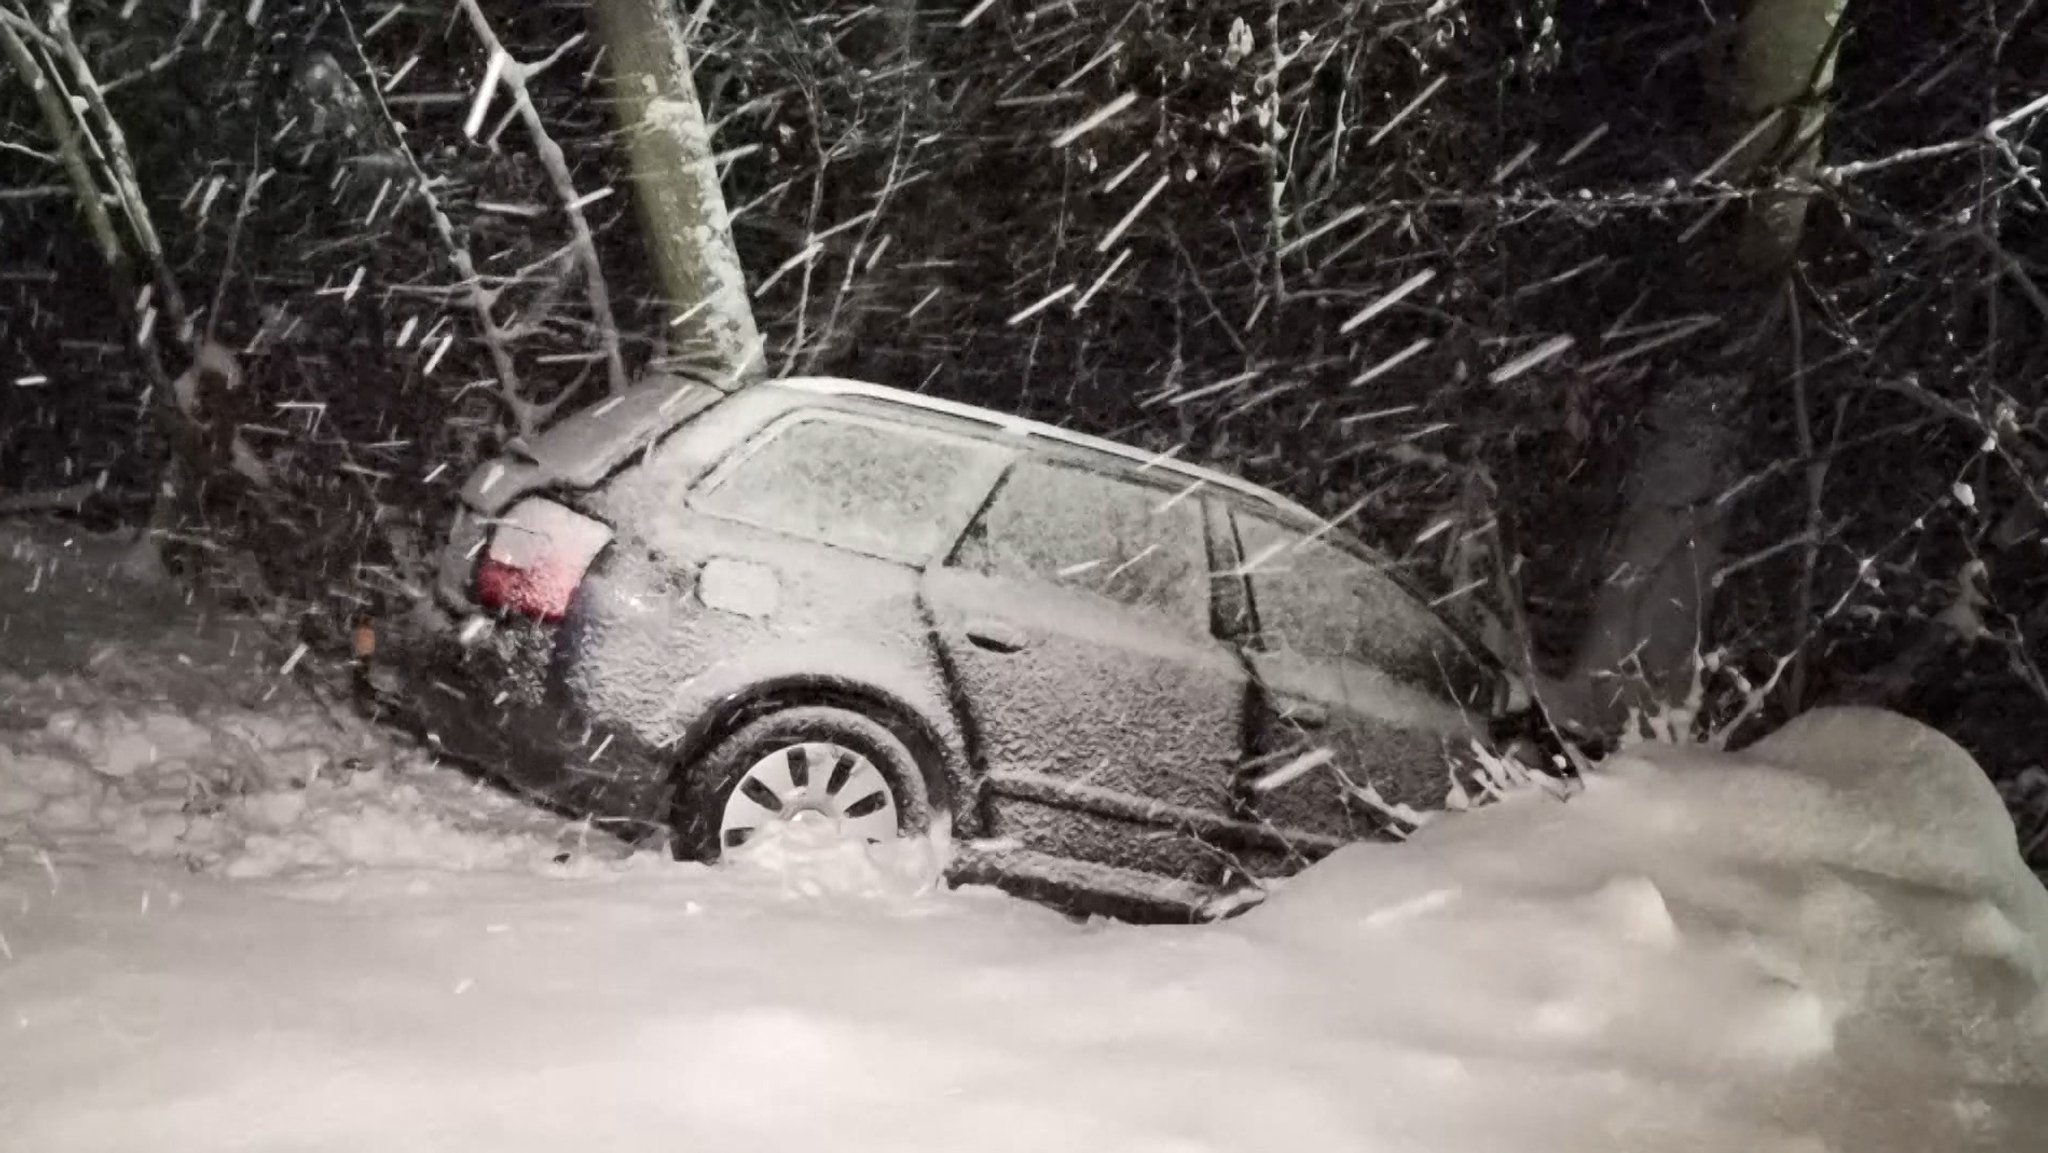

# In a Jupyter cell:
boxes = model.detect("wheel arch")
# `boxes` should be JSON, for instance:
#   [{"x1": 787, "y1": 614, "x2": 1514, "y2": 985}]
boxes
[{"x1": 671, "y1": 673, "x2": 966, "y2": 825}]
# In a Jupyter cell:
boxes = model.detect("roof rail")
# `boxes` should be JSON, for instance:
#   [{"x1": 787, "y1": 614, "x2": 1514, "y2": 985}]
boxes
[{"x1": 774, "y1": 376, "x2": 1317, "y2": 520}]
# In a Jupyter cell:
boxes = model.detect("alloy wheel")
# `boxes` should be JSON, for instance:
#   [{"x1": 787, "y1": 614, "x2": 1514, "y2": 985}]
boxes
[{"x1": 717, "y1": 740, "x2": 900, "y2": 853}]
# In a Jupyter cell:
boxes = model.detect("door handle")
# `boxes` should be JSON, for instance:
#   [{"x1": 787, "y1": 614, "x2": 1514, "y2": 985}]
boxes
[
  {"x1": 964, "y1": 619, "x2": 1030, "y2": 654},
  {"x1": 1279, "y1": 698, "x2": 1330, "y2": 729}
]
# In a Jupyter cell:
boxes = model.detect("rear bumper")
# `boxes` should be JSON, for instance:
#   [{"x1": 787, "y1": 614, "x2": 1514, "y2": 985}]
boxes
[{"x1": 366, "y1": 618, "x2": 672, "y2": 841}]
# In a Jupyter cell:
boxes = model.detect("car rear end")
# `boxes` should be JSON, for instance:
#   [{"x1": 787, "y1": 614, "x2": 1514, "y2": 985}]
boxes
[{"x1": 388, "y1": 377, "x2": 730, "y2": 833}]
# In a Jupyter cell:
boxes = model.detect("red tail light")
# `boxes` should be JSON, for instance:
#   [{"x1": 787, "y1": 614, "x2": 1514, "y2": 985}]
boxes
[{"x1": 475, "y1": 498, "x2": 613, "y2": 622}]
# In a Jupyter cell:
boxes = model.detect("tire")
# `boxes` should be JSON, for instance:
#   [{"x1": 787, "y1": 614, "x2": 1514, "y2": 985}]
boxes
[{"x1": 671, "y1": 705, "x2": 931, "y2": 863}]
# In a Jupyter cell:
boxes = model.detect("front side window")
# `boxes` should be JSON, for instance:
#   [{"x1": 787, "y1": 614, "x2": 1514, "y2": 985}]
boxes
[
  {"x1": 1236, "y1": 513, "x2": 1471, "y2": 695},
  {"x1": 950, "y1": 460, "x2": 1210, "y2": 631},
  {"x1": 693, "y1": 413, "x2": 998, "y2": 562}
]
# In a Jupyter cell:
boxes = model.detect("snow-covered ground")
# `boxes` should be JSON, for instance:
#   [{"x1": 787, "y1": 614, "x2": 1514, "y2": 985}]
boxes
[{"x1": 3, "y1": 525, "x2": 2046, "y2": 1152}]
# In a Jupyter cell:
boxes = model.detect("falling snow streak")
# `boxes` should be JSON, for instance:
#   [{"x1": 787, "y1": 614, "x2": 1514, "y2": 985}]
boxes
[
  {"x1": 753, "y1": 243, "x2": 824, "y2": 296},
  {"x1": 1339, "y1": 403, "x2": 1422, "y2": 430},
  {"x1": 1052, "y1": 91, "x2": 1137, "y2": 148},
  {"x1": 1339, "y1": 270, "x2": 1436, "y2": 335},
  {"x1": 1097, "y1": 172, "x2": 1170, "y2": 252},
  {"x1": 1251, "y1": 747, "x2": 1336, "y2": 794},
  {"x1": 1071, "y1": 248, "x2": 1130, "y2": 314},
  {"x1": 1582, "y1": 316, "x2": 1719, "y2": 375},
  {"x1": 1491, "y1": 142, "x2": 1540, "y2": 185},
  {"x1": 1157, "y1": 369, "x2": 1263, "y2": 409},
  {"x1": 1102, "y1": 150, "x2": 1152, "y2": 193},
  {"x1": 1276, "y1": 205, "x2": 1367, "y2": 259},
  {"x1": 1058, "y1": 40, "x2": 1123, "y2": 90},
  {"x1": 464, "y1": 50, "x2": 509, "y2": 138},
  {"x1": 1555, "y1": 122, "x2": 1610, "y2": 167},
  {"x1": 1007, "y1": 285, "x2": 1076, "y2": 326},
  {"x1": 1489, "y1": 336, "x2": 1576, "y2": 385},
  {"x1": 957, "y1": 0, "x2": 999, "y2": 29},
  {"x1": 1367, "y1": 74, "x2": 1447, "y2": 147},
  {"x1": 1349, "y1": 339, "x2": 1432, "y2": 388}
]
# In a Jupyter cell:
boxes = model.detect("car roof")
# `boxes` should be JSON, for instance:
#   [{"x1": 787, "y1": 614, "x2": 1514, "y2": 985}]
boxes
[
  {"x1": 770, "y1": 377, "x2": 1321, "y2": 523},
  {"x1": 771, "y1": 379, "x2": 1507, "y2": 677}
]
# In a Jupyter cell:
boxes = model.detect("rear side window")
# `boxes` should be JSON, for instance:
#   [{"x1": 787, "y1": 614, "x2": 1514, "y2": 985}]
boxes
[
  {"x1": 949, "y1": 460, "x2": 1209, "y2": 631},
  {"x1": 693, "y1": 413, "x2": 998, "y2": 562},
  {"x1": 1235, "y1": 513, "x2": 1479, "y2": 698}
]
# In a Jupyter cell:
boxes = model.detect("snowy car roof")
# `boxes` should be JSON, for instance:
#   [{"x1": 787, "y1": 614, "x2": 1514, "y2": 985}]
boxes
[
  {"x1": 772, "y1": 377, "x2": 1321, "y2": 523},
  {"x1": 480, "y1": 374, "x2": 1321, "y2": 526}
]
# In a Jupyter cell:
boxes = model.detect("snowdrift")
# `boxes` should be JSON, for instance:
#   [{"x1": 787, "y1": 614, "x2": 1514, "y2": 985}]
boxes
[{"x1": 2, "y1": 525, "x2": 2045, "y2": 1151}]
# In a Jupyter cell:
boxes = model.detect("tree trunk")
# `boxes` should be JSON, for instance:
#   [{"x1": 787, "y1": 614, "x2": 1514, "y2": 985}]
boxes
[
  {"x1": 588, "y1": 0, "x2": 762, "y2": 386},
  {"x1": 1550, "y1": 377, "x2": 1741, "y2": 733},
  {"x1": 0, "y1": 13, "x2": 126, "y2": 284},
  {"x1": 1552, "y1": 0, "x2": 1850, "y2": 735},
  {"x1": 1730, "y1": 0, "x2": 1849, "y2": 275},
  {"x1": 1, "y1": 7, "x2": 191, "y2": 557}
]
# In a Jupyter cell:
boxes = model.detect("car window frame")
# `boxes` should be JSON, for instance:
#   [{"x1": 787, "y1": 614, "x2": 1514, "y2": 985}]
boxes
[
  {"x1": 938, "y1": 453, "x2": 1221, "y2": 636},
  {"x1": 1219, "y1": 501, "x2": 1502, "y2": 704},
  {"x1": 684, "y1": 407, "x2": 1011, "y2": 566}
]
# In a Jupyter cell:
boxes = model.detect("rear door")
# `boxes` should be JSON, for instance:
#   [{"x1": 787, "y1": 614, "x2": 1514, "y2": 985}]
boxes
[
  {"x1": 1222, "y1": 508, "x2": 1497, "y2": 846},
  {"x1": 922, "y1": 460, "x2": 1252, "y2": 883}
]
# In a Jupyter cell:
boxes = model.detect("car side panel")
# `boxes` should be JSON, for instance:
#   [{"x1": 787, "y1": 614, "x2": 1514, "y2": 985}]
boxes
[
  {"x1": 560, "y1": 531, "x2": 926, "y2": 742},
  {"x1": 568, "y1": 406, "x2": 1007, "y2": 837},
  {"x1": 922, "y1": 565, "x2": 1253, "y2": 885},
  {"x1": 586, "y1": 534, "x2": 970, "y2": 788}
]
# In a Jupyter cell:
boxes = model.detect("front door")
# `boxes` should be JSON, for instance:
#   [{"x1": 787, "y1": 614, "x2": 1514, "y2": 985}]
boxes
[
  {"x1": 1222, "y1": 508, "x2": 1497, "y2": 850},
  {"x1": 922, "y1": 459, "x2": 1252, "y2": 885}
]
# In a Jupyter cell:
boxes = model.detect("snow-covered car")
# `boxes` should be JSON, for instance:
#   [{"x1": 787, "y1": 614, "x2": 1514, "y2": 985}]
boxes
[{"x1": 387, "y1": 376, "x2": 1523, "y2": 919}]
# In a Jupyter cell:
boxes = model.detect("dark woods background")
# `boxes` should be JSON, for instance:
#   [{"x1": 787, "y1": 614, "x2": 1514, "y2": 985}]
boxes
[{"x1": 2, "y1": 0, "x2": 2044, "y2": 861}]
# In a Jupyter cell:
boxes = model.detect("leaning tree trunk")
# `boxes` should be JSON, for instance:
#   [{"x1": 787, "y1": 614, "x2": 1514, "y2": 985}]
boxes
[
  {"x1": 1731, "y1": 0, "x2": 1849, "y2": 277},
  {"x1": 1, "y1": 6, "x2": 192, "y2": 561},
  {"x1": 1554, "y1": 0, "x2": 1850, "y2": 735},
  {"x1": 588, "y1": 0, "x2": 763, "y2": 386}
]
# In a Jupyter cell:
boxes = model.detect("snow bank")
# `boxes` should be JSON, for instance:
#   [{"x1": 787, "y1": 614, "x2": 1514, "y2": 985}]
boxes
[
  {"x1": 0, "y1": 685, "x2": 597, "y2": 877},
  {"x1": 4, "y1": 707, "x2": 2042, "y2": 1153},
  {"x1": 0, "y1": 660, "x2": 950, "y2": 894},
  {"x1": 1, "y1": 524, "x2": 608, "y2": 880},
  {"x1": 3, "y1": 525, "x2": 2045, "y2": 1151},
  {"x1": 1246, "y1": 707, "x2": 2048, "y2": 1151}
]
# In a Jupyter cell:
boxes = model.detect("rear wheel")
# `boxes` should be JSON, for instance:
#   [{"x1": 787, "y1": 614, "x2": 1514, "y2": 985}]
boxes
[{"x1": 672, "y1": 706, "x2": 928, "y2": 861}]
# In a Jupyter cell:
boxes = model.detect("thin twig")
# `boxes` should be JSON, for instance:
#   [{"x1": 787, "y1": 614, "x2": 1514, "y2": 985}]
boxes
[
  {"x1": 336, "y1": 5, "x2": 537, "y2": 435},
  {"x1": 781, "y1": 104, "x2": 831, "y2": 377},
  {"x1": 457, "y1": 0, "x2": 629, "y2": 398},
  {"x1": 1783, "y1": 279, "x2": 1844, "y2": 709},
  {"x1": 206, "y1": 145, "x2": 270, "y2": 348},
  {"x1": 804, "y1": 106, "x2": 912, "y2": 375}
]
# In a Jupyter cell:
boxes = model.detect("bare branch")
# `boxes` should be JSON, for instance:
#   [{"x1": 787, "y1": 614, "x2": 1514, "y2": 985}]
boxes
[
  {"x1": 336, "y1": 5, "x2": 536, "y2": 437},
  {"x1": 458, "y1": 0, "x2": 629, "y2": 398},
  {"x1": 0, "y1": 9, "x2": 133, "y2": 325},
  {"x1": 46, "y1": 0, "x2": 189, "y2": 343},
  {"x1": 1819, "y1": 88, "x2": 2048, "y2": 182},
  {"x1": 0, "y1": 138, "x2": 58, "y2": 164}
]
